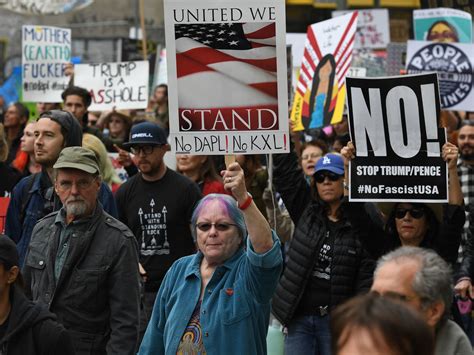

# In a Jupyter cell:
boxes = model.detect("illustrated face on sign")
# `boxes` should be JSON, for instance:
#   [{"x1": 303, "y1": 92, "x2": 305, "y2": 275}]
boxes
[{"x1": 426, "y1": 21, "x2": 459, "y2": 43}]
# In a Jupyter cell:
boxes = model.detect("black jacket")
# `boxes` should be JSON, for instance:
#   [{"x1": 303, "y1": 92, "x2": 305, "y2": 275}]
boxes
[
  {"x1": 458, "y1": 203, "x2": 474, "y2": 280},
  {"x1": 0, "y1": 286, "x2": 74, "y2": 355},
  {"x1": 23, "y1": 204, "x2": 140, "y2": 355},
  {"x1": 271, "y1": 149, "x2": 374, "y2": 326},
  {"x1": 344, "y1": 203, "x2": 464, "y2": 266}
]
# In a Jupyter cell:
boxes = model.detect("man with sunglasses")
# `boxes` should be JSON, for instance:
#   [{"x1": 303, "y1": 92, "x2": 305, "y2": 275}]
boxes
[
  {"x1": 115, "y1": 121, "x2": 201, "y2": 339},
  {"x1": 371, "y1": 247, "x2": 472, "y2": 355},
  {"x1": 23, "y1": 147, "x2": 140, "y2": 354}
]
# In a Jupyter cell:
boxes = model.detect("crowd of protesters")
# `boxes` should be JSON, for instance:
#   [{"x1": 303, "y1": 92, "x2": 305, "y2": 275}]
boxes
[{"x1": 0, "y1": 79, "x2": 473, "y2": 355}]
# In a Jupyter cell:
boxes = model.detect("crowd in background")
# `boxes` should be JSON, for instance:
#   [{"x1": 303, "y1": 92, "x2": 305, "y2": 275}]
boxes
[{"x1": 0, "y1": 80, "x2": 473, "y2": 354}]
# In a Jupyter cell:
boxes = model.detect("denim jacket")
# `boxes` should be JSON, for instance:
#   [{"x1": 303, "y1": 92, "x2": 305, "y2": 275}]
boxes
[{"x1": 138, "y1": 233, "x2": 282, "y2": 355}]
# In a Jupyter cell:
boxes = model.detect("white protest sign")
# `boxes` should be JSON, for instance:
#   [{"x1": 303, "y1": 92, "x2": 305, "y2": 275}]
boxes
[
  {"x1": 74, "y1": 60, "x2": 149, "y2": 111},
  {"x1": 346, "y1": 73, "x2": 448, "y2": 203},
  {"x1": 22, "y1": 25, "x2": 71, "y2": 102},
  {"x1": 406, "y1": 40, "x2": 474, "y2": 111},
  {"x1": 333, "y1": 9, "x2": 390, "y2": 49},
  {"x1": 164, "y1": 0, "x2": 289, "y2": 155}
]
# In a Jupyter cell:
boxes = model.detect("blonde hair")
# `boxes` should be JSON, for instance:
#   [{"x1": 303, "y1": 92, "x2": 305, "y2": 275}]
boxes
[
  {"x1": 82, "y1": 133, "x2": 121, "y2": 188},
  {"x1": 0, "y1": 124, "x2": 8, "y2": 162}
]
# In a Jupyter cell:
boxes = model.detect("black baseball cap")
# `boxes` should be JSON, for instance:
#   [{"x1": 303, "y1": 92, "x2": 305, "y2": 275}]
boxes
[
  {"x1": 0, "y1": 235, "x2": 19, "y2": 268},
  {"x1": 123, "y1": 122, "x2": 167, "y2": 148}
]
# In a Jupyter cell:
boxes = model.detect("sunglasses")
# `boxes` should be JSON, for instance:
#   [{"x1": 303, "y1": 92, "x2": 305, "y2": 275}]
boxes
[
  {"x1": 394, "y1": 207, "x2": 425, "y2": 219},
  {"x1": 196, "y1": 222, "x2": 237, "y2": 232},
  {"x1": 131, "y1": 145, "x2": 157, "y2": 155},
  {"x1": 314, "y1": 171, "x2": 341, "y2": 183}
]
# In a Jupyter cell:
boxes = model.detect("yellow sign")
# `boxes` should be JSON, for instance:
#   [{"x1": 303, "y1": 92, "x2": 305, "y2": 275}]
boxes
[
  {"x1": 380, "y1": 0, "x2": 420, "y2": 7},
  {"x1": 347, "y1": 0, "x2": 375, "y2": 6}
]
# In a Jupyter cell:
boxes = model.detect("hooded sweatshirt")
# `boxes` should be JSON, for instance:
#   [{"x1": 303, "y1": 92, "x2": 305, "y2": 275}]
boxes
[{"x1": 0, "y1": 286, "x2": 74, "y2": 355}]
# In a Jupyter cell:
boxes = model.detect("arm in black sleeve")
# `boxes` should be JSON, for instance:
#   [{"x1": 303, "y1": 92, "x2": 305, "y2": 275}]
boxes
[
  {"x1": 434, "y1": 204, "x2": 465, "y2": 266},
  {"x1": 272, "y1": 142, "x2": 311, "y2": 225}
]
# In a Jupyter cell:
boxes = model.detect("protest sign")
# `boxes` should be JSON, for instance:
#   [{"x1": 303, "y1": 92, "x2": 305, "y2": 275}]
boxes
[
  {"x1": 386, "y1": 42, "x2": 407, "y2": 76},
  {"x1": 333, "y1": 9, "x2": 390, "y2": 49},
  {"x1": 406, "y1": 40, "x2": 474, "y2": 111},
  {"x1": 346, "y1": 73, "x2": 447, "y2": 203},
  {"x1": 291, "y1": 12, "x2": 358, "y2": 131},
  {"x1": 414, "y1": 8, "x2": 472, "y2": 43},
  {"x1": 108, "y1": 153, "x2": 129, "y2": 183},
  {"x1": 74, "y1": 60, "x2": 149, "y2": 111},
  {"x1": 420, "y1": 0, "x2": 474, "y2": 21},
  {"x1": 164, "y1": 0, "x2": 289, "y2": 155},
  {"x1": 22, "y1": 25, "x2": 71, "y2": 102}
]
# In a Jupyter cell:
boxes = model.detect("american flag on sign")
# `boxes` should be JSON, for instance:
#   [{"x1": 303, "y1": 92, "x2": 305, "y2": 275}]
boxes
[{"x1": 175, "y1": 22, "x2": 278, "y2": 131}]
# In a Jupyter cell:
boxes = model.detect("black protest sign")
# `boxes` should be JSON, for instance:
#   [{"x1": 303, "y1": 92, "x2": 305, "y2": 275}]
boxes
[{"x1": 347, "y1": 73, "x2": 448, "y2": 202}]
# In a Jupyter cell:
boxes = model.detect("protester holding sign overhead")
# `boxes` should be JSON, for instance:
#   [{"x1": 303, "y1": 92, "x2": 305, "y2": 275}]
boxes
[
  {"x1": 271, "y1": 146, "x2": 374, "y2": 355},
  {"x1": 138, "y1": 163, "x2": 282, "y2": 355},
  {"x1": 342, "y1": 141, "x2": 464, "y2": 265},
  {"x1": 344, "y1": 73, "x2": 465, "y2": 265}
]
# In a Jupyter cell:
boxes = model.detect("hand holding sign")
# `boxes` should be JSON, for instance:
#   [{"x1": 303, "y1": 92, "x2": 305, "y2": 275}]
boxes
[{"x1": 442, "y1": 142, "x2": 459, "y2": 170}]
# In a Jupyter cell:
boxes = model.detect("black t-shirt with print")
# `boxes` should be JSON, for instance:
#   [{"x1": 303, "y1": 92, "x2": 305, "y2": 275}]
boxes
[
  {"x1": 296, "y1": 219, "x2": 341, "y2": 315},
  {"x1": 115, "y1": 168, "x2": 202, "y2": 292}
]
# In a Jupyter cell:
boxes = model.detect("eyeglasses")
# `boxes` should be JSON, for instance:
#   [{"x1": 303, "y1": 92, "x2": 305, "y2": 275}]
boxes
[
  {"x1": 56, "y1": 178, "x2": 96, "y2": 192},
  {"x1": 130, "y1": 145, "x2": 156, "y2": 155},
  {"x1": 196, "y1": 222, "x2": 237, "y2": 232},
  {"x1": 302, "y1": 153, "x2": 321, "y2": 161},
  {"x1": 394, "y1": 207, "x2": 425, "y2": 219},
  {"x1": 372, "y1": 291, "x2": 418, "y2": 303},
  {"x1": 314, "y1": 171, "x2": 341, "y2": 183}
]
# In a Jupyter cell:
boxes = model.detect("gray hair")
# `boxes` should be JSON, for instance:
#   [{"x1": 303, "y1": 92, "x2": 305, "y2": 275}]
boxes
[{"x1": 376, "y1": 246, "x2": 453, "y2": 324}]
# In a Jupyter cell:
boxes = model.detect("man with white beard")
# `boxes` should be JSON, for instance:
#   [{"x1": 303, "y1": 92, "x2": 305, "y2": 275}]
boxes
[{"x1": 23, "y1": 146, "x2": 140, "y2": 355}]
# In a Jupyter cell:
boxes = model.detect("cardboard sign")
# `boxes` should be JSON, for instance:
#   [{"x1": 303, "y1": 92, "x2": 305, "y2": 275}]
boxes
[
  {"x1": 346, "y1": 74, "x2": 447, "y2": 202},
  {"x1": 164, "y1": 0, "x2": 289, "y2": 155},
  {"x1": 291, "y1": 12, "x2": 358, "y2": 131},
  {"x1": 406, "y1": 40, "x2": 474, "y2": 111},
  {"x1": 414, "y1": 8, "x2": 472, "y2": 43},
  {"x1": 333, "y1": 9, "x2": 390, "y2": 49},
  {"x1": 22, "y1": 25, "x2": 71, "y2": 102},
  {"x1": 74, "y1": 60, "x2": 149, "y2": 111}
]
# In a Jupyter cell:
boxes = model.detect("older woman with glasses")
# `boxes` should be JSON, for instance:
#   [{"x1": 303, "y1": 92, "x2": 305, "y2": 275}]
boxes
[{"x1": 138, "y1": 162, "x2": 283, "y2": 355}]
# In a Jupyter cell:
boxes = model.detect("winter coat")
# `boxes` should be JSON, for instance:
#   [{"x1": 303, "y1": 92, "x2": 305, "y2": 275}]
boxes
[
  {"x1": 0, "y1": 285, "x2": 74, "y2": 355},
  {"x1": 271, "y1": 149, "x2": 374, "y2": 326}
]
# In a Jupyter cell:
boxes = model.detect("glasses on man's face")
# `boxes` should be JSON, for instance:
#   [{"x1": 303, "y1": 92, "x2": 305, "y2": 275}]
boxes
[
  {"x1": 373, "y1": 291, "x2": 419, "y2": 304},
  {"x1": 314, "y1": 171, "x2": 341, "y2": 183},
  {"x1": 196, "y1": 222, "x2": 237, "y2": 232},
  {"x1": 56, "y1": 178, "x2": 96, "y2": 192},
  {"x1": 130, "y1": 145, "x2": 156, "y2": 155},
  {"x1": 395, "y1": 207, "x2": 425, "y2": 219}
]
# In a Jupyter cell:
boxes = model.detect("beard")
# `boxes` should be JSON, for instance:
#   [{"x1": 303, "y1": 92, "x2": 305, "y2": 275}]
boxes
[
  {"x1": 459, "y1": 147, "x2": 474, "y2": 161},
  {"x1": 64, "y1": 197, "x2": 89, "y2": 217}
]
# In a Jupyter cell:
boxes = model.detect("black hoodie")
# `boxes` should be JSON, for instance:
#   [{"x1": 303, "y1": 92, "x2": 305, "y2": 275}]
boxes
[{"x1": 0, "y1": 286, "x2": 74, "y2": 355}]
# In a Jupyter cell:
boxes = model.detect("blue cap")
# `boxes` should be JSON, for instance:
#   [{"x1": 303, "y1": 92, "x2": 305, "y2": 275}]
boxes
[
  {"x1": 314, "y1": 153, "x2": 344, "y2": 175},
  {"x1": 124, "y1": 122, "x2": 167, "y2": 147}
]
